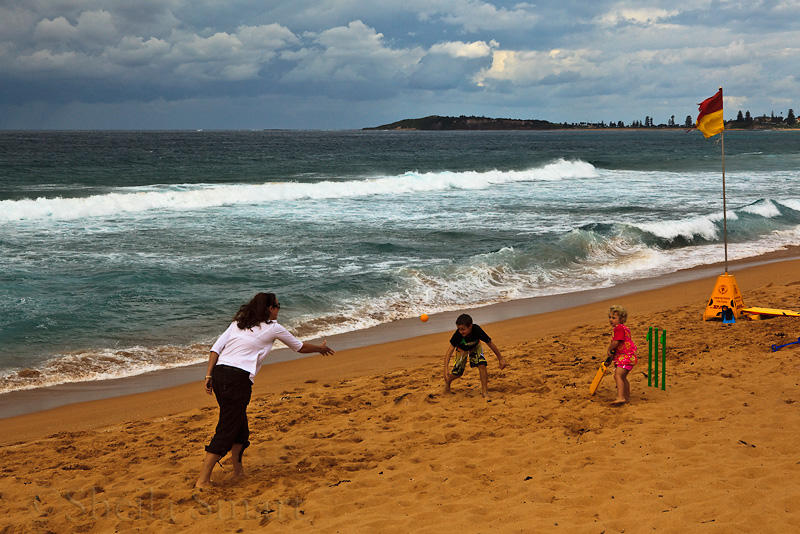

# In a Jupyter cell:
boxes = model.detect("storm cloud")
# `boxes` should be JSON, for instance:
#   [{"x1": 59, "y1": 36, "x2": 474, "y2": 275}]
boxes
[{"x1": 1, "y1": 1, "x2": 798, "y2": 129}]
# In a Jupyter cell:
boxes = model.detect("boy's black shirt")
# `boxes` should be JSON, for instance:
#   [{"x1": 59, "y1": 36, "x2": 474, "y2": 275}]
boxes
[{"x1": 449, "y1": 324, "x2": 491, "y2": 351}]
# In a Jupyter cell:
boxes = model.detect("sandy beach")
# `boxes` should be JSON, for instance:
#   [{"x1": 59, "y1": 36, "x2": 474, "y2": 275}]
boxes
[{"x1": 2, "y1": 258, "x2": 800, "y2": 533}]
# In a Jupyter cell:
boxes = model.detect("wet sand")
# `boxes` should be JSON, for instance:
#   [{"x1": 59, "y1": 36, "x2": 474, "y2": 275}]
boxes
[{"x1": 2, "y1": 258, "x2": 800, "y2": 532}]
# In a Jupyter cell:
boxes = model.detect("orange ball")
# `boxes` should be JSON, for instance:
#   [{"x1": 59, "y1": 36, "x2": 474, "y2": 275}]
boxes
[{"x1": 420, "y1": 313, "x2": 429, "y2": 322}]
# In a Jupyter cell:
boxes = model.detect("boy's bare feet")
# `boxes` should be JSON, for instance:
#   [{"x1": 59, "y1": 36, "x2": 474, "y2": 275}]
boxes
[{"x1": 443, "y1": 373, "x2": 455, "y2": 394}]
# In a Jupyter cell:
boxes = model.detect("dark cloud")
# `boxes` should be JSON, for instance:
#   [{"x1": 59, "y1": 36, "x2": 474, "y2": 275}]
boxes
[{"x1": 1, "y1": 1, "x2": 799, "y2": 128}]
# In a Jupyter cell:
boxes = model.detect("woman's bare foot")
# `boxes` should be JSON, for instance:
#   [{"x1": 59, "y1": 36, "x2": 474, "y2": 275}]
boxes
[
  {"x1": 610, "y1": 399, "x2": 627, "y2": 406},
  {"x1": 195, "y1": 452, "x2": 222, "y2": 490}
]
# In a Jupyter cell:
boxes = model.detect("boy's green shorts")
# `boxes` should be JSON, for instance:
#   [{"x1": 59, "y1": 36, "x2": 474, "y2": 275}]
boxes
[{"x1": 450, "y1": 343, "x2": 487, "y2": 377}]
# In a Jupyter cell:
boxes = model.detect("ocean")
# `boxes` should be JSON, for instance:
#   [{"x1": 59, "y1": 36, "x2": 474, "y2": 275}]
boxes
[{"x1": 1, "y1": 129, "x2": 799, "y2": 394}]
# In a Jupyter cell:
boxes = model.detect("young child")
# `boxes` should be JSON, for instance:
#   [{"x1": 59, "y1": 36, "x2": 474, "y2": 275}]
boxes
[
  {"x1": 443, "y1": 314, "x2": 507, "y2": 399},
  {"x1": 607, "y1": 304, "x2": 637, "y2": 405}
]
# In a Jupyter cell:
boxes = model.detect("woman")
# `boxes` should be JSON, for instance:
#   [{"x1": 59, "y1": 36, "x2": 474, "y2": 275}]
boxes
[{"x1": 195, "y1": 292, "x2": 334, "y2": 488}]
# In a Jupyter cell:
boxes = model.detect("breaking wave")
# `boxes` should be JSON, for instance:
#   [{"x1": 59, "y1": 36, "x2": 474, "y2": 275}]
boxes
[{"x1": 1, "y1": 159, "x2": 597, "y2": 222}]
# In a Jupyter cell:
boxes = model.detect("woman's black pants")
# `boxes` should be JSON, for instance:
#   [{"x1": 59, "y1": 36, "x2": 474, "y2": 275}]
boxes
[{"x1": 205, "y1": 365, "x2": 252, "y2": 461}]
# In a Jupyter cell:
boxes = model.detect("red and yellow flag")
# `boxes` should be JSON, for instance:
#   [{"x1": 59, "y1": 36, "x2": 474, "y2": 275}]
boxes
[{"x1": 696, "y1": 88, "x2": 724, "y2": 138}]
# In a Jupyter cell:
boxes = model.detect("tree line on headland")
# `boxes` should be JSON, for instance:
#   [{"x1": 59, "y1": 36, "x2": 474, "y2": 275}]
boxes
[{"x1": 365, "y1": 109, "x2": 797, "y2": 131}]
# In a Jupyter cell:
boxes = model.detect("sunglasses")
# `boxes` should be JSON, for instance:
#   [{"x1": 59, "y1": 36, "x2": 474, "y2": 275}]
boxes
[{"x1": 272, "y1": 303, "x2": 281, "y2": 309}]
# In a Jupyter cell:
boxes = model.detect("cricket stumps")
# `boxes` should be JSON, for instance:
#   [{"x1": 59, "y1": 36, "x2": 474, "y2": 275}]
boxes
[{"x1": 646, "y1": 327, "x2": 667, "y2": 390}]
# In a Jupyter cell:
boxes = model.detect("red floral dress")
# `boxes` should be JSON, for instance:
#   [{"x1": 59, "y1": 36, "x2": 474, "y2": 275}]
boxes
[{"x1": 612, "y1": 324, "x2": 637, "y2": 370}]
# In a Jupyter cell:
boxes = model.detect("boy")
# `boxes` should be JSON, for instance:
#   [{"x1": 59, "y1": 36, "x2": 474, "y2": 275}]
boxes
[{"x1": 443, "y1": 314, "x2": 507, "y2": 399}]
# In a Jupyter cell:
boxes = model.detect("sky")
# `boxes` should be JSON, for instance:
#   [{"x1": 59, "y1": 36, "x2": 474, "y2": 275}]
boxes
[{"x1": 1, "y1": 0, "x2": 799, "y2": 130}]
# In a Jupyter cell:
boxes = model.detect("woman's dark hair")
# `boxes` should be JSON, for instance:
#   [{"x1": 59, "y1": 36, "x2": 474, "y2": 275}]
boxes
[{"x1": 234, "y1": 292, "x2": 278, "y2": 330}]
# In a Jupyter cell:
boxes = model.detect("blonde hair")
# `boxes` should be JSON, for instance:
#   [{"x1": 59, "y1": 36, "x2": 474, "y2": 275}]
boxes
[{"x1": 609, "y1": 305, "x2": 628, "y2": 323}]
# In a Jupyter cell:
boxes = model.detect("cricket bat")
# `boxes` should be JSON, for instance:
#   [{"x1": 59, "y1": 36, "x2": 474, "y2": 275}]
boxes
[{"x1": 589, "y1": 356, "x2": 613, "y2": 395}]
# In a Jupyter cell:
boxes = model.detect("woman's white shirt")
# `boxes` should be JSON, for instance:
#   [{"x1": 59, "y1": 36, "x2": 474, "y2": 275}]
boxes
[{"x1": 211, "y1": 321, "x2": 303, "y2": 382}]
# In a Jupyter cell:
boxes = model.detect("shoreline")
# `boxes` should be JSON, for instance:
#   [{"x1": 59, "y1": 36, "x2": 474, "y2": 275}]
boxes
[
  {"x1": 1, "y1": 247, "x2": 799, "y2": 441},
  {"x1": 1, "y1": 245, "x2": 799, "y2": 420}
]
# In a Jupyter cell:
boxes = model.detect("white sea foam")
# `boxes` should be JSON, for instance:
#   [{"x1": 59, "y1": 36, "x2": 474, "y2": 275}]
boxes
[
  {"x1": 0, "y1": 345, "x2": 208, "y2": 394},
  {"x1": 635, "y1": 215, "x2": 720, "y2": 241},
  {"x1": 780, "y1": 199, "x2": 800, "y2": 211},
  {"x1": 633, "y1": 198, "x2": 798, "y2": 242},
  {"x1": 0, "y1": 159, "x2": 598, "y2": 222},
  {"x1": 741, "y1": 199, "x2": 781, "y2": 218},
  {"x1": 302, "y1": 219, "x2": 800, "y2": 342}
]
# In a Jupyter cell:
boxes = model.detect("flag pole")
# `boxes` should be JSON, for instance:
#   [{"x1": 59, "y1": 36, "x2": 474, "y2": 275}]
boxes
[{"x1": 721, "y1": 128, "x2": 728, "y2": 273}]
